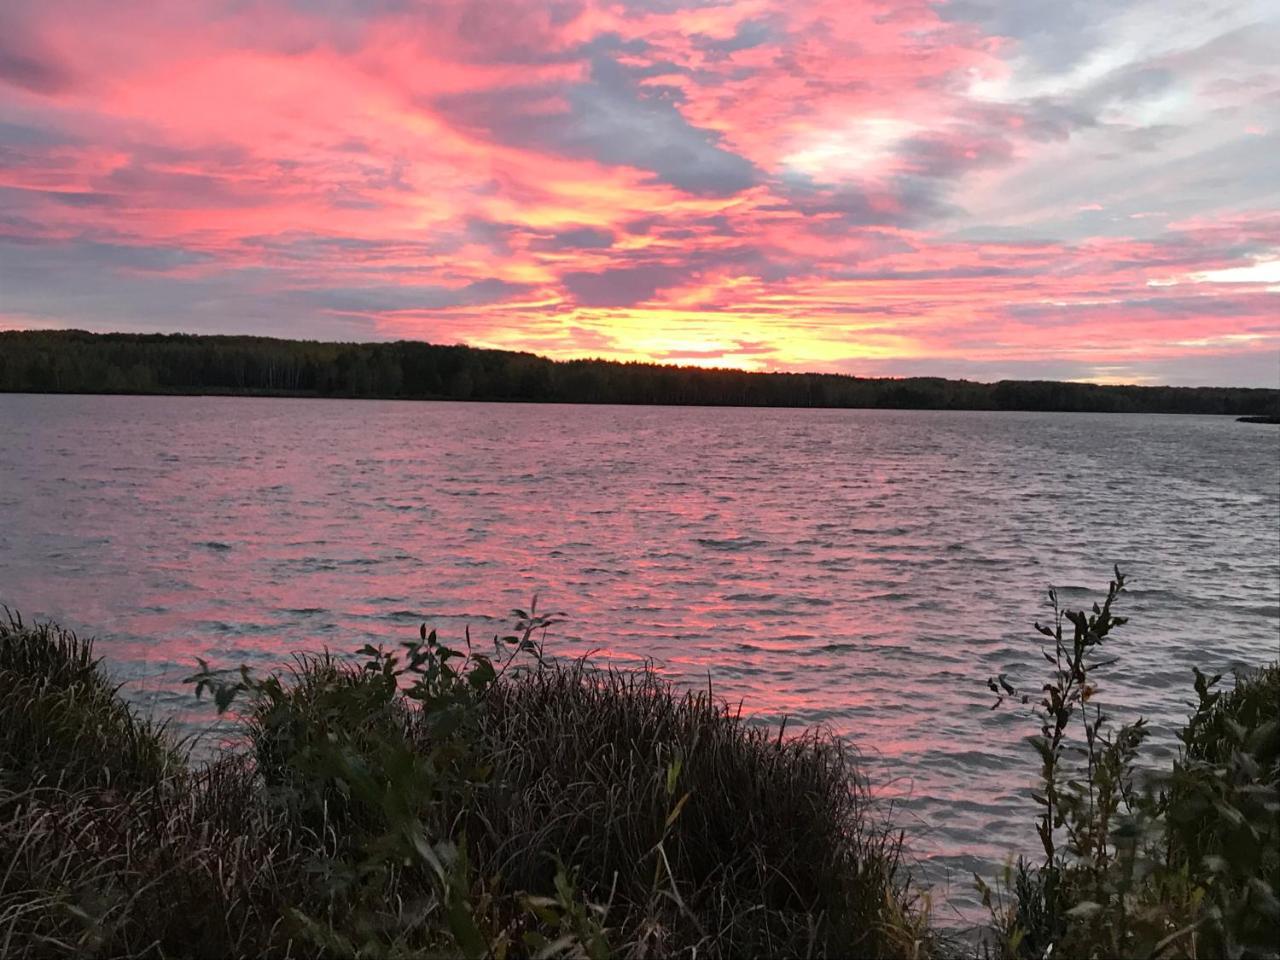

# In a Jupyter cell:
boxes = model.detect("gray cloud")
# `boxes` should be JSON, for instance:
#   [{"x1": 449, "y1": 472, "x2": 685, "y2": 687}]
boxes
[
  {"x1": 768, "y1": 174, "x2": 956, "y2": 228},
  {"x1": 531, "y1": 226, "x2": 616, "y2": 251},
  {"x1": 561, "y1": 264, "x2": 684, "y2": 306},
  {"x1": 694, "y1": 17, "x2": 776, "y2": 58},
  {"x1": 0, "y1": 119, "x2": 71, "y2": 147},
  {"x1": 0, "y1": 237, "x2": 528, "y2": 338},
  {"x1": 1012, "y1": 98, "x2": 1097, "y2": 142},
  {"x1": 897, "y1": 132, "x2": 1015, "y2": 179},
  {"x1": 295, "y1": 278, "x2": 532, "y2": 313},
  {"x1": 830, "y1": 350, "x2": 1280, "y2": 388},
  {"x1": 1008, "y1": 294, "x2": 1273, "y2": 326},
  {"x1": 935, "y1": 0, "x2": 1121, "y2": 72},
  {"x1": 0, "y1": 40, "x2": 73, "y2": 94},
  {"x1": 435, "y1": 40, "x2": 758, "y2": 197},
  {"x1": 831, "y1": 264, "x2": 1023, "y2": 281}
]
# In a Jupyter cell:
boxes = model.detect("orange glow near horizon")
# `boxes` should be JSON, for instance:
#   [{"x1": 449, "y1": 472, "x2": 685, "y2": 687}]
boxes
[{"x1": 0, "y1": 0, "x2": 1277, "y2": 385}]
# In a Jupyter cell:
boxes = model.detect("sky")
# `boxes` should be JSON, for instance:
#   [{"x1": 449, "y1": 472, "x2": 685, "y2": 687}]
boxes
[{"x1": 1, "y1": 0, "x2": 1278, "y2": 386}]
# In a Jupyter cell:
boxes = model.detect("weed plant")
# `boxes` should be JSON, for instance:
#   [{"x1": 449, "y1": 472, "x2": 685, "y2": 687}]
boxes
[{"x1": 981, "y1": 570, "x2": 1279, "y2": 959}]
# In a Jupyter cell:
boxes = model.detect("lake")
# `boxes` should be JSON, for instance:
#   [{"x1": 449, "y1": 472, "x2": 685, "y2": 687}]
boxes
[{"x1": 2, "y1": 394, "x2": 1277, "y2": 918}]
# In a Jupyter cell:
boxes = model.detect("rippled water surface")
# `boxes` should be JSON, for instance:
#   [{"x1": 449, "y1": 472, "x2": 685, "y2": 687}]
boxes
[{"x1": 2, "y1": 395, "x2": 1277, "y2": 915}]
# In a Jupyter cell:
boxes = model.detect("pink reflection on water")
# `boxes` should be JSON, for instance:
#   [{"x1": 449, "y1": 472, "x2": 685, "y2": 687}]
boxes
[{"x1": 2, "y1": 396, "x2": 1278, "y2": 923}]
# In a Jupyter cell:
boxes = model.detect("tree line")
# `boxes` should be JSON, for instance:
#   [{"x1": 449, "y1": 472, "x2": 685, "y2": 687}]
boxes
[{"x1": 2, "y1": 329, "x2": 1276, "y2": 415}]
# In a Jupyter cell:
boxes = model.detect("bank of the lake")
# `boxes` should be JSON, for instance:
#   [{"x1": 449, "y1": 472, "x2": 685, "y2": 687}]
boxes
[{"x1": 2, "y1": 594, "x2": 1276, "y2": 959}]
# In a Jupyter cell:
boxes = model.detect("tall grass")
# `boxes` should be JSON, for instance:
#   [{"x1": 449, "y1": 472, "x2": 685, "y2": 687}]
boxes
[
  {"x1": 0, "y1": 614, "x2": 328, "y2": 957},
  {"x1": 0, "y1": 612, "x2": 178, "y2": 790},
  {"x1": 473, "y1": 662, "x2": 912, "y2": 956}
]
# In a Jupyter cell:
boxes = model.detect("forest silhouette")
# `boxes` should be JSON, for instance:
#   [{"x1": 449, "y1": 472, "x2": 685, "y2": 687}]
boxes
[{"x1": 3, "y1": 330, "x2": 1276, "y2": 416}]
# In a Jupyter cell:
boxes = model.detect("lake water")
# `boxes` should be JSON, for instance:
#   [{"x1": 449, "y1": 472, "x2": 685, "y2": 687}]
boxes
[{"x1": 2, "y1": 394, "x2": 1277, "y2": 918}]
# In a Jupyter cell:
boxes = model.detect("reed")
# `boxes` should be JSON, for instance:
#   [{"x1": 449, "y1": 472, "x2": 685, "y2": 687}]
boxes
[{"x1": 472, "y1": 661, "x2": 914, "y2": 957}]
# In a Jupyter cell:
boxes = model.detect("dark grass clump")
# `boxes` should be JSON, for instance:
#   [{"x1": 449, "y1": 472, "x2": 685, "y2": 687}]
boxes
[
  {"x1": 475, "y1": 662, "x2": 913, "y2": 957},
  {"x1": 0, "y1": 616, "x2": 326, "y2": 958},
  {"x1": 0, "y1": 612, "x2": 178, "y2": 791},
  {"x1": 0, "y1": 757, "x2": 320, "y2": 958}
]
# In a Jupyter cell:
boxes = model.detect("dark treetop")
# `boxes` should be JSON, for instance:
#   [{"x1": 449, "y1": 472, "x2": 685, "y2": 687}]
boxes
[{"x1": 2, "y1": 330, "x2": 1277, "y2": 415}]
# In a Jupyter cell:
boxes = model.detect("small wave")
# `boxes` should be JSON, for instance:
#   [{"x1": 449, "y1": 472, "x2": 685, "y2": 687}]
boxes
[
  {"x1": 695, "y1": 536, "x2": 767, "y2": 551},
  {"x1": 1240, "y1": 604, "x2": 1280, "y2": 618},
  {"x1": 198, "y1": 541, "x2": 232, "y2": 551}
]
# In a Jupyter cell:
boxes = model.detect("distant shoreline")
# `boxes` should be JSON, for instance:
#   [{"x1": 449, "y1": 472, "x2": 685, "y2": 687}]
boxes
[
  {"x1": 3, "y1": 329, "x2": 1278, "y2": 417},
  {"x1": 3, "y1": 388, "x2": 1277, "y2": 418}
]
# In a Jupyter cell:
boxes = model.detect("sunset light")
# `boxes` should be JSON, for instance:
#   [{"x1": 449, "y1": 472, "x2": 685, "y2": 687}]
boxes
[
  {"x1": 3, "y1": 5, "x2": 1280, "y2": 953},
  {"x1": 1, "y1": 0, "x2": 1277, "y2": 386}
]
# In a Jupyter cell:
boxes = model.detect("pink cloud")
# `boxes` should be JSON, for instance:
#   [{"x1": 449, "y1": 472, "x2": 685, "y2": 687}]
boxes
[{"x1": 0, "y1": 0, "x2": 1276, "y2": 384}]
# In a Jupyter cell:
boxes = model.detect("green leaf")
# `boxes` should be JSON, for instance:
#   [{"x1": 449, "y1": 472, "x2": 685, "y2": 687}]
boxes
[
  {"x1": 664, "y1": 792, "x2": 690, "y2": 831},
  {"x1": 1213, "y1": 800, "x2": 1247, "y2": 828},
  {"x1": 214, "y1": 683, "x2": 238, "y2": 713},
  {"x1": 468, "y1": 659, "x2": 497, "y2": 690},
  {"x1": 446, "y1": 894, "x2": 487, "y2": 960}
]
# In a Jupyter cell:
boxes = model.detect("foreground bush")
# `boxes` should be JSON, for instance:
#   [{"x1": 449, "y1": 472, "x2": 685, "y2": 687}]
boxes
[
  {"x1": 0, "y1": 609, "x2": 923, "y2": 958},
  {"x1": 982, "y1": 571, "x2": 1280, "y2": 959}
]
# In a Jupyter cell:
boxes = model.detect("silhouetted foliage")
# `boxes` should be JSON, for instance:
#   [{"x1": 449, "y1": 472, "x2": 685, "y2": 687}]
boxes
[
  {"x1": 1, "y1": 608, "x2": 925, "y2": 959},
  {"x1": 981, "y1": 574, "x2": 1280, "y2": 959},
  {"x1": 3, "y1": 329, "x2": 1277, "y2": 415}
]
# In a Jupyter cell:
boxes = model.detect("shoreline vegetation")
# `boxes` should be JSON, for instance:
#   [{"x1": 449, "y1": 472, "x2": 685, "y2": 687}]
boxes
[
  {"x1": 1, "y1": 576, "x2": 1277, "y2": 958},
  {"x1": 3, "y1": 330, "x2": 1279, "y2": 416}
]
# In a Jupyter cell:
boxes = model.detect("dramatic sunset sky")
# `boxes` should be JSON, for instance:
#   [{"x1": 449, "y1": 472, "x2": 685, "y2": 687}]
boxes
[{"x1": 1, "y1": 0, "x2": 1277, "y2": 385}]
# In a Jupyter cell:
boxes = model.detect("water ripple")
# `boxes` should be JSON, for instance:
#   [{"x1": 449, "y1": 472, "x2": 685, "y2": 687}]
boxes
[{"x1": 1, "y1": 396, "x2": 1277, "y2": 909}]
